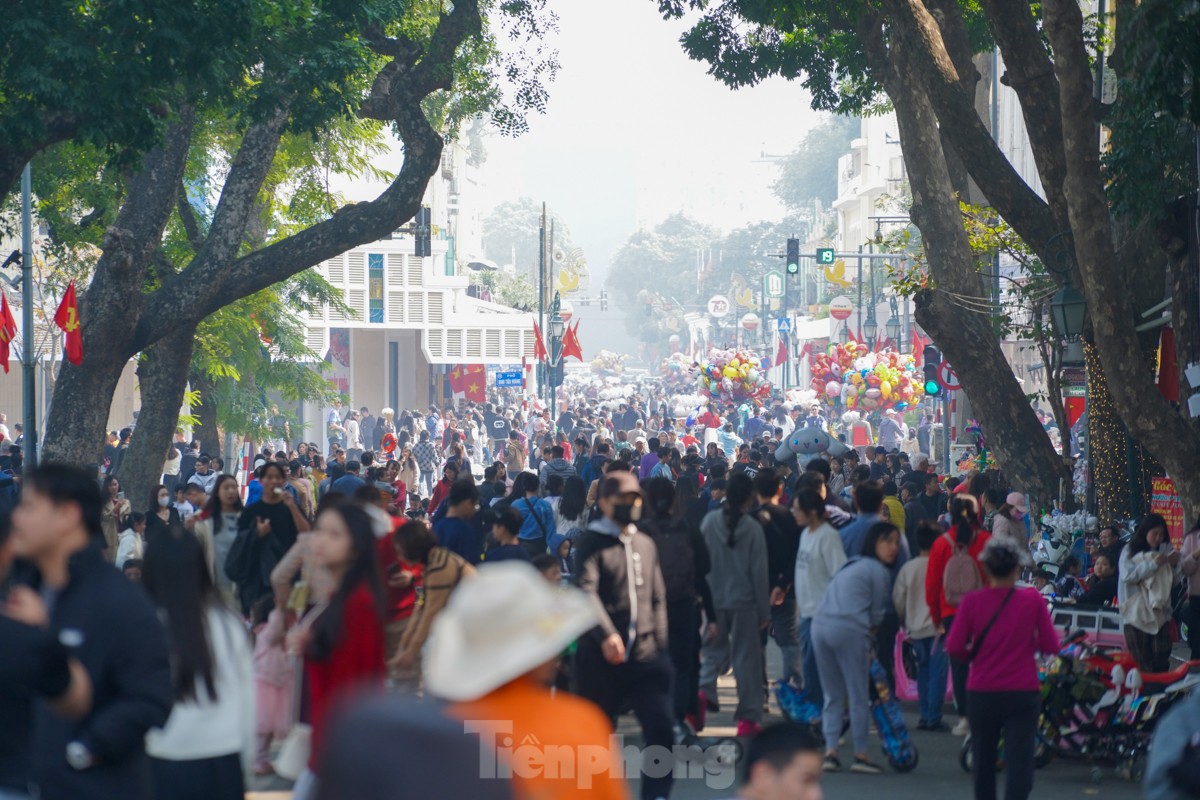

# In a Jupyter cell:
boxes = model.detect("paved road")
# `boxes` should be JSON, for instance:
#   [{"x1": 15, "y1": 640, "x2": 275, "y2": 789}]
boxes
[
  {"x1": 249, "y1": 656, "x2": 1145, "y2": 800},
  {"x1": 626, "y1": 665, "x2": 1144, "y2": 799}
]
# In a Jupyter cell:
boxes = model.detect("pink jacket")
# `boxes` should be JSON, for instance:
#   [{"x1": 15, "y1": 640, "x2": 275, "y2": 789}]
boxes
[{"x1": 253, "y1": 609, "x2": 292, "y2": 687}]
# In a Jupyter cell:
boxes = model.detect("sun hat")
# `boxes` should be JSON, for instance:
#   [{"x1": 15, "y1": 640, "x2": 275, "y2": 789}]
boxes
[
  {"x1": 1005, "y1": 491, "x2": 1029, "y2": 515},
  {"x1": 423, "y1": 562, "x2": 597, "y2": 702}
]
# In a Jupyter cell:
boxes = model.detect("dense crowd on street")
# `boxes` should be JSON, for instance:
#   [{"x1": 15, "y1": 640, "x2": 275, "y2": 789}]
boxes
[{"x1": 1, "y1": 388, "x2": 1199, "y2": 800}]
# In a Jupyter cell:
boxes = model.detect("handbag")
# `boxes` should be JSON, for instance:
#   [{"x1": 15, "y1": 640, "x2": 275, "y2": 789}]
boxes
[{"x1": 272, "y1": 600, "x2": 328, "y2": 780}]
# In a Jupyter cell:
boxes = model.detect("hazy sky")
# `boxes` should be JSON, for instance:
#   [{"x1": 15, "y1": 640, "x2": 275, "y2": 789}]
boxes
[{"x1": 478, "y1": 0, "x2": 824, "y2": 277}]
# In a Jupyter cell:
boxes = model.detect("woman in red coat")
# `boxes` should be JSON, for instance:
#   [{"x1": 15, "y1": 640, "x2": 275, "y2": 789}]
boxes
[{"x1": 292, "y1": 502, "x2": 386, "y2": 800}]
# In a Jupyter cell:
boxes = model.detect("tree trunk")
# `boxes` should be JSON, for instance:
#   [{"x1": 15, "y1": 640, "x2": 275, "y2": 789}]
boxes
[
  {"x1": 120, "y1": 327, "x2": 197, "y2": 514},
  {"x1": 189, "y1": 367, "x2": 221, "y2": 458},
  {"x1": 864, "y1": 26, "x2": 1073, "y2": 511},
  {"x1": 1043, "y1": 0, "x2": 1200, "y2": 518},
  {"x1": 41, "y1": 358, "x2": 125, "y2": 467}
]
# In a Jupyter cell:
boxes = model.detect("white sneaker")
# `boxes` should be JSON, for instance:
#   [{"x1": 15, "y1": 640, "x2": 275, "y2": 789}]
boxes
[{"x1": 952, "y1": 718, "x2": 970, "y2": 736}]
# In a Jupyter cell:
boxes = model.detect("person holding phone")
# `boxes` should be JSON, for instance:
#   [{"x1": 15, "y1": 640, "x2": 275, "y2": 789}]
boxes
[{"x1": 100, "y1": 476, "x2": 131, "y2": 562}]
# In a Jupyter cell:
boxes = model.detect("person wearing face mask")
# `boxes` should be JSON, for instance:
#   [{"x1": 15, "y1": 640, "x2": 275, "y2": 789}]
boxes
[
  {"x1": 145, "y1": 483, "x2": 184, "y2": 550},
  {"x1": 573, "y1": 466, "x2": 674, "y2": 800}
]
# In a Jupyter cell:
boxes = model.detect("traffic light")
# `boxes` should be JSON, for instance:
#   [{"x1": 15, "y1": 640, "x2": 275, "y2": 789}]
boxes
[
  {"x1": 414, "y1": 206, "x2": 432, "y2": 257},
  {"x1": 786, "y1": 238, "x2": 800, "y2": 275},
  {"x1": 923, "y1": 345, "x2": 942, "y2": 396}
]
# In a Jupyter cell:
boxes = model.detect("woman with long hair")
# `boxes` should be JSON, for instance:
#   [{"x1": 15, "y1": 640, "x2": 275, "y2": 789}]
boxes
[
  {"x1": 291, "y1": 502, "x2": 387, "y2": 800},
  {"x1": 925, "y1": 494, "x2": 991, "y2": 736},
  {"x1": 1119, "y1": 513, "x2": 1180, "y2": 672},
  {"x1": 698, "y1": 472, "x2": 769, "y2": 737},
  {"x1": 193, "y1": 474, "x2": 244, "y2": 607},
  {"x1": 145, "y1": 483, "x2": 183, "y2": 551},
  {"x1": 143, "y1": 526, "x2": 254, "y2": 800},
  {"x1": 811, "y1": 522, "x2": 902, "y2": 773},
  {"x1": 100, "y1": 474, "x2": 131, "y2": 561},
  {"x1": 947, "y1": 538, "x2": 1058, "y2": 800},
  {"x1": 549, "y1": 475, "x2": 587, "y2": 553}
]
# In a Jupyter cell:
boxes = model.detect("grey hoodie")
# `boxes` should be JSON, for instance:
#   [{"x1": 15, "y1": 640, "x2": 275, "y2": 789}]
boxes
[
  {"x1": 815, "y1": 556, "x2": 892, "y2": 636},
  {"x1": 700, "y1": 508, "x2": 770, "y2": 622}
]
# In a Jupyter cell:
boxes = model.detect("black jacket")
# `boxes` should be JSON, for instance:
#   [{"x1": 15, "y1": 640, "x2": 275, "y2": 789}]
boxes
[
  {"x1": 16, "y1": 543, "x2": 172, "y2": 800},
  {"x1": 757, "y1": 503, "x2": 801, "y2": 598},
  {"x1": 573, "y1": 522, "x2": 669, "y2": 662}
]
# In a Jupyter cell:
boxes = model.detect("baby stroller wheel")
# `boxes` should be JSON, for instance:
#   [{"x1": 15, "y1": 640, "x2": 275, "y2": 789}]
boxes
[{"x1": 959, "y1": 738, "x2": 973, "y2": 774}]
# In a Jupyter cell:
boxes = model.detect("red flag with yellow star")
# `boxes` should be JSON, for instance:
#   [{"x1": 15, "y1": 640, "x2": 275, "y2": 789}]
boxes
[
  {"x1": 448, "y1": 365, "x2": 465, "y2": 397},
  {"x1": 463, "y1": 364, "x2": 486, "y2": 403},
  {"x1": 561, "y1": 321, "x2": 583, "y2": 361},
  {"x1": 54, "y1": 280, "x2": 83, "y2": 365},
  {"x1": 0, "y1": 292, "x2": 16, "y2": 373}
]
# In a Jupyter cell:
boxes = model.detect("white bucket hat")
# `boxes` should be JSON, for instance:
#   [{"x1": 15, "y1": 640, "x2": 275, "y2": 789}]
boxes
[{"x1": 424, "y1": 562, "x2": 597, "y2": 702}]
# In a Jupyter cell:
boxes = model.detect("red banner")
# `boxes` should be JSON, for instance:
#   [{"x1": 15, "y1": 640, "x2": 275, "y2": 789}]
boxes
[{"x1": 1150, "y1": 476, "x2": 1185, "y2": 549}]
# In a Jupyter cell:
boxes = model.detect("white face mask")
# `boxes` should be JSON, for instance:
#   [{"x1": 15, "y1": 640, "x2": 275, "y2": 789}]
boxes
[{"x1": 158, "y1": 495, "x2": 171, "y2": 508}]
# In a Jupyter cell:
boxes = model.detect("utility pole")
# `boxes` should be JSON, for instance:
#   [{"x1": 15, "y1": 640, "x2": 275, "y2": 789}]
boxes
[
  {"x1": 21, "y1": 163, "x2": 36, "y2": 468},
  {"x1": 538, "y1": 203, "x2": 546, "y2": 401}
]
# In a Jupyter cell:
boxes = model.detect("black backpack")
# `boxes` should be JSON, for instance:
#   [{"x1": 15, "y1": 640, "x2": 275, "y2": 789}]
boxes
[{"x1": 645, "y1": 517, "x2": 696, "y2": 604}]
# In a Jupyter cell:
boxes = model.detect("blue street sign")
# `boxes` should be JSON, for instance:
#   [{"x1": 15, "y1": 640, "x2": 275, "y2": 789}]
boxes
[
  {"x1": 776, "y1": 317, "x2": 793, "y2": 333},
  {"x1": 495, "y1": 371, "x2": 524, "y2": 388}
]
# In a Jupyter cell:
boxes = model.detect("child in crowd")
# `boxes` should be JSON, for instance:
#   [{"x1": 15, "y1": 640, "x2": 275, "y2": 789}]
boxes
[
  {"x1": 121, "y1": 558, "x2": 143, "y2": 582},
  {"x1": 555, "y1": 537, "x2": 573, "y2": 584},
  {"x1": 893, "y1": 521, "x2": 948, "y2": 731},
  {"x1": 250, "y1": 596, "x2": 293, "y2": 776},
  {"x1": 1054, "y1": 556, "x2": 1086, "y2": 599},
  {"x1": 1032, "y1": 570, "x2": 1057, "y2": 597},
  {"x1": 115, "y1": 512, "x2": 147, "y2": 568}
]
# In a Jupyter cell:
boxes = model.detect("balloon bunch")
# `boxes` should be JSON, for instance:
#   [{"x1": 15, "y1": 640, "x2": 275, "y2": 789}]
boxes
[
  {"x1": 590, "y1": 349, "x2": 626, "y2": 377},
  {"x1": 659, "y1": 352, "x2": 697, "y2": 393},
  {"x1": 784, "y1": 388, "x2": 819, "y2": 409},
  {"x1": 809, "y1": 342, "x2": 924, "y2": 412},
  {"x1": 696, "y1": 349, "x2": 772, "y2": 403},
  {"x1": 670, "y1": 394, "x2": 708, "y2": 420}
]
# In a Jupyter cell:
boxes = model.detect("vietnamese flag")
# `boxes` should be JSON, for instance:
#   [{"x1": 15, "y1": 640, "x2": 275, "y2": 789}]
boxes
[
  {"x1": 54, "y1": 280, "x2": 83, "y2": 365},
  {"x1": 561, "y1": 321, "x2": 583, "y2": 361},
  {"x1": 448, "y1": 365, "x2": 465, "y2": 397},
  {"x1": 0, "y1": 292, "x2": 15, "y2": 373},
  {"x1": 532, "y1": 322, "x2": 548, "y2": 361},
  {"x1": 775, "y1": 336, "x2": 788, "y2": 370},
  {"x1": 463, "y1": 365, "x2": 486, "y2": 403}
]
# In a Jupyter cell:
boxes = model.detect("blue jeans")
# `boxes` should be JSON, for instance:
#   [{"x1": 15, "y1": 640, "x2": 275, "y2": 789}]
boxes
[
  {"x1": 798, "y1": 616, "x2": 823, "y2": 708},
  {"x1": 911, "y1": 634, "x2": 948, "y2": 725},
  {"x1": 771, "y1": 599, "x2": 802, "y2": 687}
]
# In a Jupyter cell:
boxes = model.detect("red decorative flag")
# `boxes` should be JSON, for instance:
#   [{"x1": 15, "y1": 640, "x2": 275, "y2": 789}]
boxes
[
  {"x1": 463, "y1": 365, "x2": 486, "y2": 403},
  {"x1": 0, "y1": 292, "x2": 15, "y2": 373},
  {"x1": 448, "y1": 365, "x2": 465, "y2": 397},
  {"x1": 561, "y1": 321, "x2": 583, "y2": 361},
  {"x1": 775, "y1": 336, "x2": 788, "y2": 370},
  {"x1": 54, "y1": 280, "x2": 83, "y2": 365},
  {"x1": 532, "y1": 322, "x2": 548, "y2": 361}
]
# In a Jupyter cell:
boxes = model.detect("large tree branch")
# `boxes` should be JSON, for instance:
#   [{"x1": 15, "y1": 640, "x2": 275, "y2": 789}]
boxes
[
  {"x1": 976, "y1": 0, "x2": 1071, "y2": 231},
  {"x1": 131, "y1": 0, "x2": 482, "y2": 349},
  {"x1": 191, "y1": 105, "x2": 290, "y2": 272},
  {"x1": 177, "y1": 180, "x2": 205, "y2": 251},
  {"x1": 864, "y1": 24, "x2": 1071, "y2": 509},
  {"x1": 0, "y1": 111, "x2": 81, "y2": 204},
  {"x1": 883, "y1": 0, "x2": 1062, "y2": 264},
  {"x1": 79, "y1": 108, "x2": 196, "y2": 361},
  {"x1": 1042, "y1": 0, "x2": 1200, "y2": 516}
]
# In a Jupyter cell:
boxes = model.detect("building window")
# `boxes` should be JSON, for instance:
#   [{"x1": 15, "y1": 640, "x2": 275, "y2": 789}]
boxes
[{"x1": 368, "y1": 253, "x2": 384, "y2": 323}]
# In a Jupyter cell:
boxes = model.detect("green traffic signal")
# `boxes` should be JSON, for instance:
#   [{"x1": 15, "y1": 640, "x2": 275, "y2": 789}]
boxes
[
  {"x1": 816, "y1": 247, "x2": 835, "y2": 264},
  {"x1": 786, "y1": 261, "x2": 799, "y2": 275},
  {"x1": 924, "y1": 378, "x2": 941, "y2": 396},
  {"x1": 786, "y1": 238, "x2": 799, "y2": 275}
]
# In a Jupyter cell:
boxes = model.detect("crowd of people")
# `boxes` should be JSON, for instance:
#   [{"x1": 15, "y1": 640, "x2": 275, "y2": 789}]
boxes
[{"x1": 1, "y1": 389, "x2": 1198, "y2": 800}]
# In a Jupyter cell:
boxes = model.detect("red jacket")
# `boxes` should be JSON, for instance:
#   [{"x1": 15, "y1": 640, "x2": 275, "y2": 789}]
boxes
[
  {"x1": 429, "y1": 477, "x2": 452, "y2": 512},
  {"x1": 375, "y1": 516, "x2": 422, "y2": 622},
  {"x1": 924, "y1": 529, "x2": 991, "y2": 627},
  {"x1": 305, "y1": 585, "x2": 386, "y2": 769}
]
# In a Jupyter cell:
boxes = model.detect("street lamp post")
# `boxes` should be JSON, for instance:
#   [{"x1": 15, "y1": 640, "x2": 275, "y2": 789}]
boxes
[
  {"x1": 838, "y1": 323, "x2": 851, "y2": 344},
  {"x1": 863, "y1": 316, "x2": 878, "y2": 350},
  {"x1": 885, "y1": 316, "x2": 900, "y2": 347}
]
